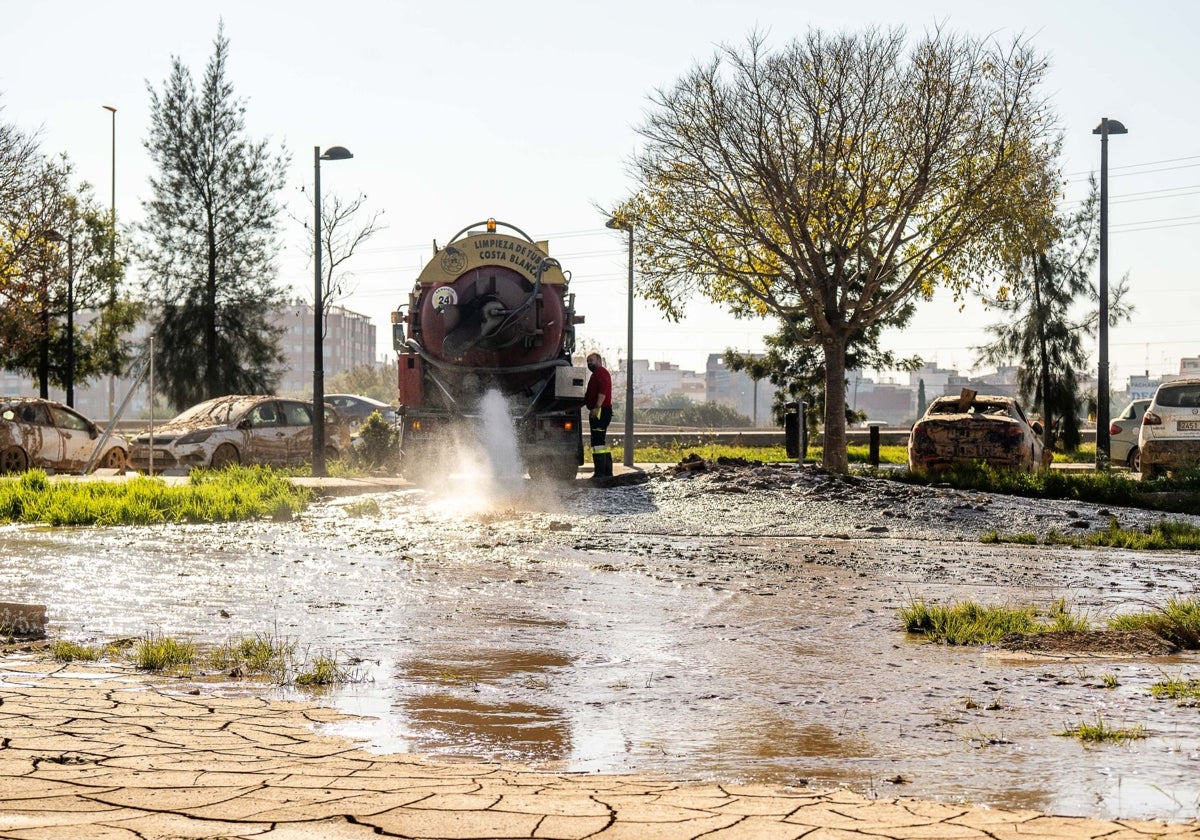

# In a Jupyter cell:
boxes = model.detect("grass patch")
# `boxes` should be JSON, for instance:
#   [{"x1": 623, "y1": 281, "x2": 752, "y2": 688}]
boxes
[
  {"x1": 982, "y1": 519, "x2": 1200, "y2": 550},
  {"x1": 897, "y1": 461, "x2": 1200, "y2": 513},
  {"x1": 605, "y1": 442, "x2": 908, "y2": 465},
  {"x1": 206, "y1": 633, "x2": 297, "y2": 680},
  {"x1": 50, "y1": 640, "x2": 103, "y2": 662},
  {"x1": 294, "y1": 653, "x2": 355, "y2": 687},
  {"x1": 132, "y1": 634, "x2": 197, "y2": 671},
  {"x1": 0, "y1": 466, "x2": 313, "y2": 526},
  {"x1": 900, "y1": 598, "x2": 1090, "y2": 645},
  {"x1": 343, "y1": 498, "x2": 382, "y2": 517},
  {"x1": 1149, "y1": 674, "x2": 1200, "y2": 704},
  {"x1": 1058, "y1": 713, "x2": 1146, "y2": 744},
  {"x1": 1109, "y1": 597, "x2": 1200, "y2": 649}
]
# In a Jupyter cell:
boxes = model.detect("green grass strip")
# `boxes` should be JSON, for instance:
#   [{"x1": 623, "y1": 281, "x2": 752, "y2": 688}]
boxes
[{"x1": 0, "y1": 466, "x2": 313, "y2": 526}]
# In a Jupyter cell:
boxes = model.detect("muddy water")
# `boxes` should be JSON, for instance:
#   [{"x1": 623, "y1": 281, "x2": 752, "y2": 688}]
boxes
[{"x1": 3, "y1": 473, "x2": 1200, "y2": 822}]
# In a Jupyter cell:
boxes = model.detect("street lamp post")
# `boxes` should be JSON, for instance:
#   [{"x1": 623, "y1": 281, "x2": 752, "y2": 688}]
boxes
[
  {"x1": 1093, "y1": 117, "x2": 1127, "y2": 468},
  {"x1": 312, "y1": 145, "x2": 353, "y2": 477},
  {"x1": 605, "y1": 215, "x2": 636, "y2": 467}
]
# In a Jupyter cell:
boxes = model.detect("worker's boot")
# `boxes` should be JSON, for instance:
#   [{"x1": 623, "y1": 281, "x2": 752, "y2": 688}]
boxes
[{"x1": 592, "y1": 450, "x2": 614, "y2": 480}]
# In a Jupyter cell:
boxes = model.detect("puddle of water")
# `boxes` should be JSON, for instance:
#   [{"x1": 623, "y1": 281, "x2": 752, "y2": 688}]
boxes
[{"x1": 2, "y1": 485, "x2": 1200, "y2": 822}]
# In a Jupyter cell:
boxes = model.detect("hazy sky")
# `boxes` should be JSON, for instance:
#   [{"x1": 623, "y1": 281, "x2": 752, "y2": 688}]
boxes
[{"x1": 2, "y1": 0, "x2": 1196, "y2": 386}]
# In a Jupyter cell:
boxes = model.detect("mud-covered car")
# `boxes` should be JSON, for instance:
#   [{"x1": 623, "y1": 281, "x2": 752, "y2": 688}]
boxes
[
  {"x1": 0, "y1": 396, "x2": 128, "y2": 474},
  {"x1": 324, "y1": 393, "x2": 397, "y2": 430},
  {"x1": 1138, "y1": 378, "x2": 1200, "y2": 479},
  {"x1": 127, "y1": 395, "x2": 350, "y2": 473},
  {"x1": 1110, "y1": 398, "x2": 1150, "y2": 470},
  {"x1": 908, "y1": 392, "x2": 1049, "y2": 473}
]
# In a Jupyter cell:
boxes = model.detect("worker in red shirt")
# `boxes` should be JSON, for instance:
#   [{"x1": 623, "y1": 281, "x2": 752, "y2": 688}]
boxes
[{"x1": 584, "y1": 352, "x2": 613, "y2": 479}]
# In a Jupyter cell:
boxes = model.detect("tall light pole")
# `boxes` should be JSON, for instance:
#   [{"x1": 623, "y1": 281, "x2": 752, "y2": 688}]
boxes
[
  {"x1": 312, "y1": 145, "x2": 353, "y2": 477},
  {"x1": 45, "y1": 228, "x2": 76, "y2": 406},
  {"x1": 102, "y1": 105, "x2": 116, "y2": 419},
  {"x1": 1093, "y1": 117, "x2": 1127, "y2": 468},
  {"x1": 102, "y1": 106, "x2": 116, "y2": 229},
  {"x1": 605, "y1": 215, "x2": 636, "y2": 467}
]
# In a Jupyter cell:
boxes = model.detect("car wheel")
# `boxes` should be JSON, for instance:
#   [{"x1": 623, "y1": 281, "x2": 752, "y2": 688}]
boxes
[
  {"x1": 100, "y1": 447, "x2": 127, "y2": 472},
  {"x1": 324, "y1": 445, "x2": 340, "y2": 464},
  {"x1": 0, "y1": 445, "x2": 28, "y2": 474},
  {"x1": 211, "y1": 444, "x2": 240, "y2": 469},
  {"x1": 1127, "y1": 447, "x2": 1140, "y2": 472},
  {"x1": 1142, "y1": 463, "x2": 1164, "y2": 480}
]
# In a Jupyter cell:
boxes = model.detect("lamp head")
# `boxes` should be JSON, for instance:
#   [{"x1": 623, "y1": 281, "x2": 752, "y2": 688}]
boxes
[
  {"x1": 320, "y1": 145, "x2": 354, "y2": 161},
  {"x1": 102, "y1": 105, "x2": 116, "y2": 114},
  {"x1": 606, "y1": 215, "x2": 632, "y2": 231},
  {"x1": 1093, "y1": 118, "x2": 1128, "y2": 136}
]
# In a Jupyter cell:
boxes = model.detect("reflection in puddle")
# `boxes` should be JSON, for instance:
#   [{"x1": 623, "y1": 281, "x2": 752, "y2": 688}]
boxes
[{"x1": 402, "y1": 694, "x2": 569, "y2": 760}]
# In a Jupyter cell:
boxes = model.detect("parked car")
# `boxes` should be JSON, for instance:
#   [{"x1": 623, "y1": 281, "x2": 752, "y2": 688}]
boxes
[
  {"x1": 908, "y1": 392, "x2": 1049, "y2": 473},
  {"x1": 1138, "y1": 378, "x2": 1200, "y2": 479},
  {"x1": 0, "y1": 396, "x2": 128, "y2": 474},
  {"x1": 127, "y1": 395, "x2": 351, "y2": 473},
  {"x1": 324, "y1": 394, "x2": 398, "y2": 430},
  {"x1": 1110, "y1": 398, "x2": 1150, "y2": 470}
]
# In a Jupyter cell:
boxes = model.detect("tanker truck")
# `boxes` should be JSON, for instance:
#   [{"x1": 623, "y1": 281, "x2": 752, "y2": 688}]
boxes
[{"x1": 392, "y1": 219, "x2": 588, "y2": 481}]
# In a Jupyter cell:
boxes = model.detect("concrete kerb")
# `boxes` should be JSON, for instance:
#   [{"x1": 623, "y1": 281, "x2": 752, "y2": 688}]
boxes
[{"x1": 0, "y1": 663, "x2": 1196, "y2": 840}]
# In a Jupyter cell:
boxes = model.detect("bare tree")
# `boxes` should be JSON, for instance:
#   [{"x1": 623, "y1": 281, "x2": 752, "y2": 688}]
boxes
[
  {"x1": 296, "y1": 189, "x2": 384, "y2": 333},
  {"x1": 614, "y1": 27, "x2": 1062, "y2": 472}
]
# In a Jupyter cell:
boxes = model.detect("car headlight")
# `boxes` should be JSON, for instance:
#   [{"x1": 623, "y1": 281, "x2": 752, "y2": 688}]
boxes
[{"x1": 176, "y1": 429, "x2": 215, "y2": 445}]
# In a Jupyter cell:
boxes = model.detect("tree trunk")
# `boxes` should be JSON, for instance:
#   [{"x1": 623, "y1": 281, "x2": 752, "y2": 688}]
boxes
[
  {"x1": 821, "y1": 334, "x2": 850, "y2": 473},
  {"x1": 205, "y1": 220, "x2": 219, "y2": 399}
]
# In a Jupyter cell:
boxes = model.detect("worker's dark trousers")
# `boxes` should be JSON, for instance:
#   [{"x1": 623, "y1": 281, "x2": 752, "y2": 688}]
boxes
[{"x1": 589, "y1": 406, "x2": 613, "y2": 478}]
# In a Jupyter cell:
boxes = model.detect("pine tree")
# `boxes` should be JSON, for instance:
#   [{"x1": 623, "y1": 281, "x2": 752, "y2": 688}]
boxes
[
  {"x1": 975, "y1": 181, "x2": 1132, "y2": 451},
  {"x1": 137, "y1": 22, "x2": 288, "y2": 410}
]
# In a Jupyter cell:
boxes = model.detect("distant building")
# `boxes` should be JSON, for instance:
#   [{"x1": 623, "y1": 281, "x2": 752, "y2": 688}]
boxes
[
  {"x1": 272, "y1": 302, "x2": 377, "y2": 397},
  {"x1": 706, "y1": 354, "x2": 770, "y2": 426}
]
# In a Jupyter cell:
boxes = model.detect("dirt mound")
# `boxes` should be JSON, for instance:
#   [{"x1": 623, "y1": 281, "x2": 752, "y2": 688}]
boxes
[{"x1": 998, "y1": 629, "x2": 1178, "y2": 656}]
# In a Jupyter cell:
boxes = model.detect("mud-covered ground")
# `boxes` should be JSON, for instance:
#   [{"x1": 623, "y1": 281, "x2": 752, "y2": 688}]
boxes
[{"x1": 4, "y1": 460, "x2": 1200, "y2": 822}]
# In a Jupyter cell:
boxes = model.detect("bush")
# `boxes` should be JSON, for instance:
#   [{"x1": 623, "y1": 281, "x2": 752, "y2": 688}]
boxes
[{"x1": 354, "y1": 411, "x2": 399, "y2": 471}]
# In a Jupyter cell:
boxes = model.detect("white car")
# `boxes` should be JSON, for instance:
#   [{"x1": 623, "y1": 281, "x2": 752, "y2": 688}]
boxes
[
  {"x1": 1138, "y1": 378, "x2": 1200, "y2": 479},
  {"x1": 0, "y1": 397, "x2": 128, "y2": 474},
  {"x1": 128, "y1": 395, "x2": 350, "y2": 473},
  {"x1": 1109, "y1": 398, "x2": 1150, "y2": 470}
]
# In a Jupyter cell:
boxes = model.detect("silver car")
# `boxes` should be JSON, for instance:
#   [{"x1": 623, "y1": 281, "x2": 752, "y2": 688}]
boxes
[
  {"x1": 1139, "y1": 378, "x2": 1200, "y2": 479},
  {"x1": 128, "y1": 395, "x2": 350, "y2": 473},
  {"x1": 1109, "y1": 398, "x2": 1150, "y2": 470},
  {"x1": 0, "y1": 397, "x2": 128, "y2": 474}
]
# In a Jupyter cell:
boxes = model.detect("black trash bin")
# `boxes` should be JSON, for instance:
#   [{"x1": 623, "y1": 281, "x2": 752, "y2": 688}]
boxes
[{"x1": 784, "y1": 401, "x2": 808, "y2": 460}]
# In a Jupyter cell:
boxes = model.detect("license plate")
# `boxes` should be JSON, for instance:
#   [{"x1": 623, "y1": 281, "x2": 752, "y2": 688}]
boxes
[{"x1": 1178, "y1": 420, "x2": 1200, "y2": 431}]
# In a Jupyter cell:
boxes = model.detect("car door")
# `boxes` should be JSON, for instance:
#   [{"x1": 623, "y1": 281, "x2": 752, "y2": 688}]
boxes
[
  {"x1": 243, "y1": 401, "x2": 289, "y2": 466},
  {"x1": 11, "y1": 402, "x2": 63, "y2": 468},
  {"x1": 278, "y1": 401, "x2": 315, "y2": 465},
  {"x1": 48, "y1": 404, "x2": 98, "y2": 473}
]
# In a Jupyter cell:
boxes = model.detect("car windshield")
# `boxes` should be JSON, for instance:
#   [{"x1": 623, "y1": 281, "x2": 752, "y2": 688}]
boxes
[
  {"x1": 1157, "y1": 384, "x2": 1200, "y2": 408},
  {"x1": 170, "y1": 397, "x2": 260, "y2": 426},
  {"x1": 929, "y1": 399, "x2": 1013, "y2": 417}
]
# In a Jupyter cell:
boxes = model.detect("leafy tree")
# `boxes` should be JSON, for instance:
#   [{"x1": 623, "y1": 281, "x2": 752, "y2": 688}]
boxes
[
  {"x1": 137, "y1": 23, "x2": 289, "y2": 409},
  {"x1": 975, "y1": 180, "x2": 1132, "y2": 451},
  {"x1": 0, "y1": 149, "x2": 137, "y2": 397},
  {"x1": 643, "y1": 395, "x2": 751, "y2": 428},
  {"x1": 725, "y1": 297, "x2": 921, "y2": 429},
  {"x1": 326, "y1": 361, "x2": 398, "y2": 405},
  {"x1": 613, "y1": 27, "x2": 1061, "y2": 472}
]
